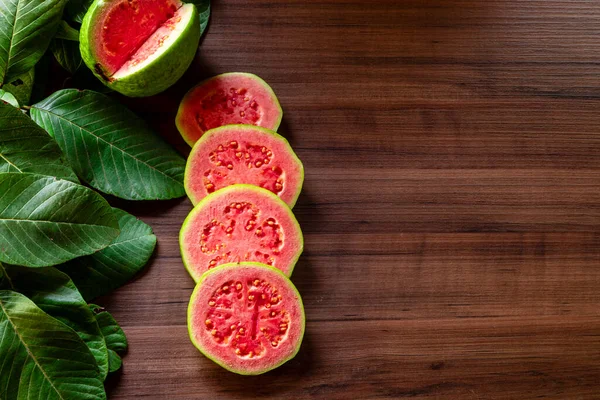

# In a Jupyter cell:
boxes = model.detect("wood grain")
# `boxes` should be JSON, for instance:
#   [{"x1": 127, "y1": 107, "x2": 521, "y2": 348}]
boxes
[{"x1": 102, "y1": 1, "x2": 600, "y2": 398}]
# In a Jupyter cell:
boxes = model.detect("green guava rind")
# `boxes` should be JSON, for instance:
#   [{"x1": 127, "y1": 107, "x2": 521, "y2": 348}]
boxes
[
  {"x1": 175, "y1": 72, "x2": 284, "y2": 147},
  {"x1": 80, "y1": 1, "x2": 200, "y2": 97},
  {"x1": 187, "y1": 262, "x2": 306, "y2": 375},
  {"x1": 184, "y1": 124, "x2": 305, "y2": 208},
  {"x1": 179, "y1": 184, "x2": 304, "y2": 282}
]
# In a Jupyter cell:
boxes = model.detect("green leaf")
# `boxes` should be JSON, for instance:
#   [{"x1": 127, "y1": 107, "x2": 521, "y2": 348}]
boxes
[
  {"x1": 51, "y1": 20, "x2": 82, "y2": 74},
  {"x1": 0, "y1": 101, "x2": 79, "y2": 181},
  {"x1": 0, "y1": 264, "x2": 109, "y2": 381},
  {"x1": 90, "y1": 304, "x2": 127, "y2": 374},
  {"x1": 0, "y1": 290, "x2": 106, "y2": 400},
  {"x1": 2, "y1": 68, "x2": 35, "y2": 106},
  {"x1": 59, "y1": 208, "x2": 156, "y2": 301},
  {"x1": 65, "y1": 0, "x2": 93, "y2": 24},
  {"x1": 0, "y1": 173, "x2": 120, "y2": 267},
  {"x1": 50, "y1": 39, "x2": 82, "y2": 74},
  {"x1": 108, "y1": 349, "x2": 123, "y2": 373},
  {"x1": 0, "y1": 89, "x2": 18, "y2": 107},
  {"x1": 0, "y1": 0, "x2": 69, "y2": 85},
  {"x1": 185, "y1": 0, "x2": 210, "y2": 35},
  {"x1": 198, "y1": 0, "x2": 210, "y2": 36},
  {"x1": 30, "y1": 89, "x2": 187, "y2": 200},
  {"x1": 54, "y1": 20, "x2": 80, "y2": 41}
]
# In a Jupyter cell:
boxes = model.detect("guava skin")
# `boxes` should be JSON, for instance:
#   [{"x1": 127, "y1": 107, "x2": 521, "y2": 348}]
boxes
[
  {"x1": 80, "y1": 0, "x2": 200, "y2": 97},
  {"x1": 187, "y1": 262, "x2": 306, "y2": 375}
]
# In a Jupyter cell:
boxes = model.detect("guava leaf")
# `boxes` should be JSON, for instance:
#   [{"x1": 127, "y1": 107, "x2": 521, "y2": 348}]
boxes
[
  {"x1": 51, "y1": 39, "x2": 83, "y2": 74},
  {"x1": 2, "y1": 68, "x2": 35, "y2": 105},
  {"x1": 185, "y1": 0, "x2": 210, "y2": 35},
  {"x1": 0, "y1": 89, "x2": 18, "y2": 107},
  {"x1": 51, "y1": 20, "x2": 82, "y2": 74},
  {"x1": 66, "y1": 0, "x2": 93, "y2": 24},
  {"x1": 59, "y1": 208, "x2": 156, "y2": 301},
  {"x1": 30, "y1": 89, "x2": 187, "y2": 200},
  {"x1": 0, "y1": 264, "x2": 109, "y2": 381},
  {"x1": 198, "y1": 0, "x2": 210, "y2": 35},
  {"x1": 0, "y1": 0, "x2": 69, "y2": 85},
  {"x1": 107, "y1": 349, "x2": 123, "y2": 373},
  {"x1": 0, "y1": 173, "x2": 120, "y2": 267},
  {"x1": 0, "y1": 290, "x2": 107, "y2": 400},
  {"x1": 0, "y1": 101, "x2": 79, "y2": 181},
  {"x1": 90, "y1": 304, "x2": 127, "y2": 374},
  {"x1": 55, "y1": 20, "x2": 80, "y2": 41}
]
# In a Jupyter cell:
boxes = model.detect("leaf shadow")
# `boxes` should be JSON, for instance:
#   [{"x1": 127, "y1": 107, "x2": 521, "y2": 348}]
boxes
[
  {"x1": 107, "y1": 195, "x2": 188, "y2": 218},
  {"x1": 104, "y1": 366, "x2": 124, "y2": 397}
]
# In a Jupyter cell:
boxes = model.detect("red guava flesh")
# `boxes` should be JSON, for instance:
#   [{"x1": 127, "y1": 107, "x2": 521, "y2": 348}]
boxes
[
  {"x1": 176, "y1": 73, "x2": 283, "y2": 146},
  {"x1": 185, "y1": 125, "x2": 303, "y2": 208},
  {"x1": 180, "y1": 185, "x2": 303, "y2": 282},
  {"x1": 188, "y1": 263, "x2": 305, "y2": 375},
  {"x1": 93, "y1": 0, "x2": 182, "y2": 75}
]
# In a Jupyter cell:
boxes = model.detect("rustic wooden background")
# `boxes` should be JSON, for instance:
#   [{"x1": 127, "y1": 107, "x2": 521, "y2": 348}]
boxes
[{"x1": 102, "y1": 0, "x2": 600, "y2": 398}]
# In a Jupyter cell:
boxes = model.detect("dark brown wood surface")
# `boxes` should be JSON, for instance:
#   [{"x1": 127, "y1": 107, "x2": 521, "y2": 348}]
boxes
[{"x1": 102, "y1": 1, "x2": 600, "y2": 398}]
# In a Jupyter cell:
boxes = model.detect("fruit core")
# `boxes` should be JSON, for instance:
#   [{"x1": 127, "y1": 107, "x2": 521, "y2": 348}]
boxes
[
  {"x1": 196, "y1": 87, "x2": 263, "y2": 132},
  {"x1": 204, "y1": 277, "x2": 291, "y2": 358},
  {"x1": 204, "y1": 140, "x2": 285, "y2": 195},
  {"x1": 97, "y1": 0, "x2": 184, "y2": 76},
  {"x1": 201, "y1": 202, "x2": 284, "y2": 270}
]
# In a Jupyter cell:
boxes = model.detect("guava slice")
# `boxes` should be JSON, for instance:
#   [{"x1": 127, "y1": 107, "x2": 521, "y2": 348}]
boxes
[
  {"x1": 188, "y1": 262, "x2": 305, "y2": 375},
  {"x1": 185, "y1": 124, "x2": 304, "y2": 208},
  {"x1": 176, "y1": 73, "x2": 283, "y2": 146},
  {"x1": 180, "y1": 184, "x2": 303, "y2": 281},
  {"x1": 80, "y1": 0, "x2": 200, "y2": 97}
]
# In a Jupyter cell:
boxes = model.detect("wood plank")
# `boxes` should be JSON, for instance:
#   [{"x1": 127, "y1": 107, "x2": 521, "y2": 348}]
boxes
[
  {"x1": 103, "y1": 0, "x2": 600, "y2": 398},
  {"x1": 109, "y1": 318, "x2": 600, "y2": 399}
]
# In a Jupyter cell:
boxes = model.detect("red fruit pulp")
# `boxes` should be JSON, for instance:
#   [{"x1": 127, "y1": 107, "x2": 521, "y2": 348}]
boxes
[{"x1": 96, "y1": 0, "x2": 182, "y2": 74}]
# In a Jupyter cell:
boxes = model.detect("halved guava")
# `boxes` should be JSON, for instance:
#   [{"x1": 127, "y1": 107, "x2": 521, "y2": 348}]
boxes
[
  {"x1": 176, "y1": 73, "x2": 283, "y2": 146},
  {"x1": 185, "y1": 125, "x2": 304, "y2": 208},
  {"x1": 180, "y1": 184, "x2": 303, "y2": 282},
  {"x1": 80, "y1": 0, "x2": 200, "y2": 97},
  {"x1": 188, "y1": 262, "x2": 305, "y2": 375}
]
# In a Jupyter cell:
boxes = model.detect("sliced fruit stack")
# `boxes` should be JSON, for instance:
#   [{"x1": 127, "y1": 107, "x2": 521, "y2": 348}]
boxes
[{"x1": 178, "y1": 73, "x2": 306, "y2": 375}]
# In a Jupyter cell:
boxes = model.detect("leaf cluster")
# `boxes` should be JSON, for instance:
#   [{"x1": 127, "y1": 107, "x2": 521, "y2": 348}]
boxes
[{"x1": 0, "y1": 0, "x2": 211, "y2": 397}]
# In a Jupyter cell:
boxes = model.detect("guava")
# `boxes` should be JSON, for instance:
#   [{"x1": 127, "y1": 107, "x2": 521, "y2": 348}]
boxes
[
  {"x1": 80, "y1": 0, "x2": 200, "y2": 97},
  {"x1": 188, "y1": 262, "x2": 305, "y2": 375},
  {"x1": 185, "y1": 124, "x2": 303, "y2": 208},
  {"x1": 176, "y1": 72, "x2": 283, "y2": 146},
  {"x1": 180, "y1": 184, "x2": 303, "y2": 282}
]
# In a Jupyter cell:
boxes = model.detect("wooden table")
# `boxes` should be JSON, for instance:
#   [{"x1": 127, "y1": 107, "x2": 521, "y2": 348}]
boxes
[{"x1": 103, "y1": 1, "x2": 600, "y2": 398}]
